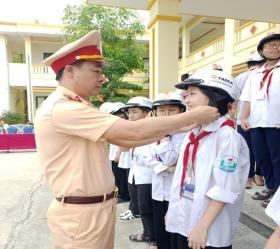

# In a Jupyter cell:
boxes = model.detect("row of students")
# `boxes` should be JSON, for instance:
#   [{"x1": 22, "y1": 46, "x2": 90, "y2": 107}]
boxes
[
  {"x1": 103, "y1": 32, "x2": 280, "y2": 249},
  {"x1": 116, "y1": 69, "x2": 250, "y2": 249}
]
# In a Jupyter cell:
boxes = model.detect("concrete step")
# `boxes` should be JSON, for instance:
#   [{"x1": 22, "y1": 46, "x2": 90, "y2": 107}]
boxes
[{"x1": 240, "y1": 189, "x2": 277, "y2": 239}]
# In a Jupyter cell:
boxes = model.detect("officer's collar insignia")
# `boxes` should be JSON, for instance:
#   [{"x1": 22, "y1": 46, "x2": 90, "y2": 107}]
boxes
[{"x1": 64, "y1": 93, "x2": 83, "y2": 102}]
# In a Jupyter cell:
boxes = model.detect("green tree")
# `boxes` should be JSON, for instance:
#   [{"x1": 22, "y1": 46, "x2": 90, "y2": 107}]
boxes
[
  {"x1": 63, "y1": 4, "x2": 147, "y2": 105},
  {"x1": 1, "y1": 111, "x2": 26, "y2": 125}
]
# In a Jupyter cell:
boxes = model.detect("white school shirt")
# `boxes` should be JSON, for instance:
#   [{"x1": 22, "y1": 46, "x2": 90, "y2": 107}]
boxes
[
  {"x1": 137, "y1": 133, "x2": 186, "y2": 201},
  {"x1": 109, "y1": 144, "x2": 118, "y2": 161},
  {"x1": 235, "y1": 68, "x2": 257, "y2": 125},
  {"x1": 166, "y1": 117, "x2": 250, "y2": 247},
  {"x1": 265, "y1": 187, "x2": 280, "y2": 226},
  {"x1": 128, "y1": 144, "x2": 153, "y2": 185},
  {"x1": 118, "y1": 151, "x2": 131, "y2": 169},
  {"x1": 240, "y1": 60, "x2": 280, "y2": 128}
]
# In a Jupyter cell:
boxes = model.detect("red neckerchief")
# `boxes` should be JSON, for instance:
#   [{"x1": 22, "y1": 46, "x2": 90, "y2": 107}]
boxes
[
  {"x1": 260, "y1": 65, "x2": 280, "y2": 98},
  {"x1": 180, "y1": 119, "x2": 235, "y2": 192}
]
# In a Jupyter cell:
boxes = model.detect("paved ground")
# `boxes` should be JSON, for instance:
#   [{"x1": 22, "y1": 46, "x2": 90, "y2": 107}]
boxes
[{"x1": 0, "y1": 152, "x2": 269, "y2": 249}]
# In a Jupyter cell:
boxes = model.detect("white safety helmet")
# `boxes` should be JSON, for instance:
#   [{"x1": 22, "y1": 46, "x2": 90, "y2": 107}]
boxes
[
  {"x1": 246, "y1": 51, "x2": 264, "y2": 63},
  {"x1": 99, "y1": 102, "x2": 113, "y2": 113},
  {"x1": 108, "y1": 102, "x2": 126, "y2": 115},
  {"x1": 126, "y1": 96, "x2": 152, "y2": 111},
  {"x1": 153, "y1": 92, "x2": 186, "y2": 112},
  {"x1": 209, "y1": 64, "x2": 223, "y2": 71},
  {"x1": 175, "y1": 69, "x2": 237, "y2": 101},
  {"x1": 175, "y1": 69, "x2": 238, "y2": 115}
]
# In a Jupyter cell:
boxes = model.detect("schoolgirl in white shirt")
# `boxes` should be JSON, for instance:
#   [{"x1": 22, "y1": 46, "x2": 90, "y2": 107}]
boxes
[{"x1": 166, "y1": 69, "x2": 250, "y2": 249}]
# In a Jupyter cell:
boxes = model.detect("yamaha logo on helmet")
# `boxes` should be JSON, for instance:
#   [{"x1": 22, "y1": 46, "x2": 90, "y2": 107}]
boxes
[{"x1": 211, "y1": 75, "x2": 217, "y2": 79}]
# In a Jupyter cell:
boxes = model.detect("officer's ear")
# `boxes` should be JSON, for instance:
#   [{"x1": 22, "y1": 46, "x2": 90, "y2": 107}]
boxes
[{"x1": 64, "y1": 65, "x2": 75, "y2": 78}]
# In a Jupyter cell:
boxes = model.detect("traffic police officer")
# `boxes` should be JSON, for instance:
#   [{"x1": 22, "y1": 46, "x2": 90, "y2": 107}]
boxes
[{"x1": 34, "y1": 30, "x2": 219, "y2": 249}]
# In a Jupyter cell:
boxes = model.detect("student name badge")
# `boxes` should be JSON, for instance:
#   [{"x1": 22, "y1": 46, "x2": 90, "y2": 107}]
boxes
[{"x1": 181, "y1": 176, "x2": 195, "y2": 200}]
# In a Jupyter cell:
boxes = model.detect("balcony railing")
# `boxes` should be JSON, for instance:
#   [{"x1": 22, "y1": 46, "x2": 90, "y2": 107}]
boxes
[
  {"x1": 182, "y1": 21, "x2": 278, "y2": 74},
  {"x1": 8, "y1": 63, "x2": 148, "y2": 88},
  {"x1": 32, "y1": 64, "x2": 54, "y2": 75}
]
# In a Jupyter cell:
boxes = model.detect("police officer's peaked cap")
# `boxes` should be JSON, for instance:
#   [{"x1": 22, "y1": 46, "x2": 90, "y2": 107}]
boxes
[
  {"x1": 257, "y1": 33, "x2": 280, "y2": 52},
  {"x1": 44, "y1": 30, "x2": 104, "y2": 74}
]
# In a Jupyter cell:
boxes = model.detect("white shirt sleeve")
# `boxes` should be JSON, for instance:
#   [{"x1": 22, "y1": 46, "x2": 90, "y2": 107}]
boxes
[
  {"x1": 234, "y1": 73, "x2": 245, "y2": 100},
  {"x1": 239, "y1": 76, "x2": 252, "y2": 102},
  {"x1": 109, "y1": 144, "x2": 117, "y2": 161},
  {"x1": 152, "y1": 133, "x2": 186, "y2": 167},
  {"x1": 206, "y1": 128, "x2": 249, "y2": 204}
]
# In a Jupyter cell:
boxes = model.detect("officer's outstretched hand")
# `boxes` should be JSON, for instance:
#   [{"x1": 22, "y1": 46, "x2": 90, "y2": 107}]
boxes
[{"x1": 191, "y1": 106, "x2": 220, "y2": 125}]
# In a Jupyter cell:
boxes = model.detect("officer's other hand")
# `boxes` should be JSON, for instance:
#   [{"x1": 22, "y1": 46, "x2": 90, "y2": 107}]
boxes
[
  {"x1": 241, "y1": 118, "x2": 250, "y2": 131},
  {"x1": 191, "y1": 106, "x2": 220, "y2": 125}
]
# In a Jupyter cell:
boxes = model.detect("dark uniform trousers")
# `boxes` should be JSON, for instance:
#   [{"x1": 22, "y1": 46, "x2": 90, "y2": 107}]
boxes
[
  {"x1": 250, "y1": 127, "x2": 280, "y2": 190},
  {"x1": 153, "y1": 199, "x2": 171, "y2": 249},
  {"x1": 128, "y1": 174, "x2": 140, "y2": 216},
  {"x1": 137, "y1": 183, "x2": 155, "y2": 242},
  {"x1": 237, "y1": 125, "x2": 263, "y2": 177},
  {"x1": 170, "y1": 233, "x2": 232, "y2": 249}
]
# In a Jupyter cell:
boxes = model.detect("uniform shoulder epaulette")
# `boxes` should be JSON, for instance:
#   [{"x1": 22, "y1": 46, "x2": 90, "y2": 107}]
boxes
[{"x1": 64, "y1": 93, "x2": 83, "y2": 102}]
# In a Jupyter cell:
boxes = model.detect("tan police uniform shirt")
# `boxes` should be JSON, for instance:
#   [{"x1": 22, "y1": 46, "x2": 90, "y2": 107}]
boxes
[{"x1": 34, "y1": 86, "x2": 120, "y2": 198}]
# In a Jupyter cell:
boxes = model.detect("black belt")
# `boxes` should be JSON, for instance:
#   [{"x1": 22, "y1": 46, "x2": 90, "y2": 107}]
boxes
[{"x1": 56, "y1": 188, "x2": 118, "y2": 204}]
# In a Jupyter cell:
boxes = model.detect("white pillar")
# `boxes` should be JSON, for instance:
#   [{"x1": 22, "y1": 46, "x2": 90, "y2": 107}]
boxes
[
  {"x1": 0, "y1": 35, "x2": 10, "y2": 115},
  {"x1": 24, "y1": 36, "x2": 34, "y2": 122},
  {"x1": 223, "y1": 19, "x2": 236, "y2": 75},
  {"x1": 182, "y1": 25, "x2": 190, "y2": 69},
  {"x1": 148, "y1": 0, "x2": 181, "y2": 99}
]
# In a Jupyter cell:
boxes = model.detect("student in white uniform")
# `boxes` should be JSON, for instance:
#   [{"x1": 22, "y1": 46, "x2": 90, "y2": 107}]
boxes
[
  {"x1": 115, "y1": 147, "x2": 131, "y2": 202},
  {"x1": 264, "y1": 187, "x2": 280, "y2": 249},
  {"x1": 149, "y1": 92, "x2": 186, "y2": 249},
  {"x1": 235, "y1": 51, "x2": 265, "y2": 189},
  {"x1": 166, "y1": 69, "x2": 250, "y2": 249},
  {"x1": 123, "y1": 97, "x2": 157, "y2": 247},
  {"x1": 240, "y1": 33, "x2": 280, "y2": 207},
  {"x1": 108, "y1": 102, "x2": 129, "y2": 202}
]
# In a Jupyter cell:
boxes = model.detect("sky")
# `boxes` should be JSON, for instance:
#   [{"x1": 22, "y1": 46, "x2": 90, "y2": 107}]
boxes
[{"x1": 0, "y1": 0, "x2": 149, "y2": 25}]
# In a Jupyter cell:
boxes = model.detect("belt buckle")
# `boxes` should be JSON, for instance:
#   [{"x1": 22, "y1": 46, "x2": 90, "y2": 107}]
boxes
[{"x1": 113, "y1": 187, "x2": 119, "y2": 198}]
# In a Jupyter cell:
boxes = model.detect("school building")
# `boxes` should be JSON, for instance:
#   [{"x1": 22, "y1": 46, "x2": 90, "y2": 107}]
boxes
[{"x1": 0, "y1": 0, "x2": 279, "y2": 121}]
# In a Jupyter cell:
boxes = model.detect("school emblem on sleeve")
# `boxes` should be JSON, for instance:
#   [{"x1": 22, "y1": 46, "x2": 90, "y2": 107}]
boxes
[{"x1": 219, "y1": 155, "x2": 238, "y2": 173}]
